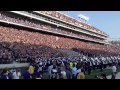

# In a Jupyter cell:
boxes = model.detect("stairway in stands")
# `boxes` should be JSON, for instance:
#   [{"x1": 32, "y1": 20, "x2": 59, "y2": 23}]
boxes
[{"x1": 58, "y1": 48, "x2": 80, "y2": 57}]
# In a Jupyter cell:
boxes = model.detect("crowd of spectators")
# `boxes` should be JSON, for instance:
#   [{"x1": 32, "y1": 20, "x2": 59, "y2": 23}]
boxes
[
  {"x1": 0, "y1": 54, "x2": 120, "y2": 79},
  {"x1": 0, "y1": 26, "x2": 68, "y2": 63},
  {"x1": 0, "y1": 25, "x2": 120, "y2": 64},
  {"x1": 0, "y1": 45, "x2": 13, "y2": 64},
  {"x1": 38, "y1": 11, "x2": 106, "y2": 35},
  {"x1": 0, "y1": 12, "x2": 120, "y2": 64},
  {"x1": 0, "y1": 42, "x2": 66, "y2": 64},
  {"x1": 0, "y1": 12, "x2": 103, "y2": 42},
  {"x1": 73, "y1": 43, "x2": 120, "y2": 57}
]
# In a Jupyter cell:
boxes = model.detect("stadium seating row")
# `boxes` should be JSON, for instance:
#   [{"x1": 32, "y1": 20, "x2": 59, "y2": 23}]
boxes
[{"x1": 38, "y1": 11, "x2": 106, "y2": 35}]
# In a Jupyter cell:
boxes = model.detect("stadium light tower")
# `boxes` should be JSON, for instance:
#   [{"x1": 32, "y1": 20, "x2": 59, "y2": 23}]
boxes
[
  {"x1": 78, "y1": 14, "x2": 89, "y2": 23},
  {"x1": 61, "y1": 11, "x2": 69, "y2": 15}
]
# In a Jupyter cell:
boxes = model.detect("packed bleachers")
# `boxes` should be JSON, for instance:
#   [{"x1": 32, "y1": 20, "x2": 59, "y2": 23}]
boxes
[
  {"x1": 0, "y1": 12, "x2": 103, "y2": 42},
  {"x1": 0, "y1": 45, "x2": 13, "y2": 64},
  {"x1": 0, "y1": 26, "x2": 69, "y2": 64},
  {"x1": 72, "y1": 43, "x2": 120, "y2": 57},
  {"x1": 0, "y1": 25, "x2": 120, "y2": 64},
  {"x1": 0, "y1": 11, "x2": 119, "y2": 65},
  {"x1": 37, "y1": 11, "x2": 106, "y2": 35},
  {"x1": 0, "y1": 42, "x2": 67, "y2": 64}
]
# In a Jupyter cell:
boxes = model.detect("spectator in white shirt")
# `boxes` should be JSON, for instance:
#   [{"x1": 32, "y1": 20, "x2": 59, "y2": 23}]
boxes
[
  {"x1": 75, "y1": 63, "x2": 82, "y2": 76},
  {"x1": 48, "y1": 63, "x2": 53, "y2": 79},
  {"x1": 112, "y1": 63, "x2": 117, "y2": 74},
  {"x1": 12, "y1": 69, "x2": 21, "y2": 79},
  {"x1": 72, "y1": 64, "x2": 77, "y2": 79},
  {"x1": 111, "y1": 63, "x2": 117, "y2": 79},
  {"x1": 76, "y1": 69, "x2": 81, "y2": 74}
]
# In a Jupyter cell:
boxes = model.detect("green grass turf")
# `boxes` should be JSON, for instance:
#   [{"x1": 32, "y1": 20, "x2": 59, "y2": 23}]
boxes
[
  {"x1": 86, "y1": 67, "x2": 120, "y2": 79},
  {"x1": 42, "y1": 67, "x2": 120, "y2": 79},
  {"x1": 43, "y1": 72, "x2": 49, "y2": 79}
]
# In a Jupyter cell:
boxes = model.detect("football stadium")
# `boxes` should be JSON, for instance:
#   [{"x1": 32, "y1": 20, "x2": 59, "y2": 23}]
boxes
[{"x1": 0, "y1": 11, "x2": 120, "y2": 79}]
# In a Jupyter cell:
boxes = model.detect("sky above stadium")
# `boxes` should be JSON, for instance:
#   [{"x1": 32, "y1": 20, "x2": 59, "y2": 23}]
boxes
[{"x1": 60, "y1": 11, "x2": 120, "y2": 39}]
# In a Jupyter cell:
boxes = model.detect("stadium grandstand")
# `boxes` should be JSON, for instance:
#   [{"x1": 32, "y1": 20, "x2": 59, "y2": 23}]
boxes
[
  {"x1": 0, "y1": 11, "x2": 120, "y2": 63},
  {"x1": 0, "y1": 11, "x2": 120, "y2": 79}
]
